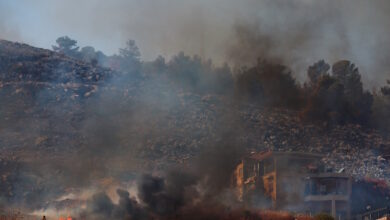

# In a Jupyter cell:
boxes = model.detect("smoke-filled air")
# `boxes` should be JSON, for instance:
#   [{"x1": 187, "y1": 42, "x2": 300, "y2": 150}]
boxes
[{"x1": 1, "y1": 0, "x2": 390, "y2": 220}]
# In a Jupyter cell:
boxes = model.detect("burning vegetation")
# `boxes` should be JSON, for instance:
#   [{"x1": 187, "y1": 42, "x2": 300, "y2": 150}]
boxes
[
  {"x1": 1, "y1": 36, "x2": 390, "y2": 219},
  {"x1": 1, "y1": 1, "x2": 390, "y2": 219}
]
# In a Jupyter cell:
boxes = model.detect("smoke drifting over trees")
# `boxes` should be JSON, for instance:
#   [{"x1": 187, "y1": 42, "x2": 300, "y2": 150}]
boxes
[
  {"x1": 48, "y1": 35, "x2": 386, "y2": 131},
  {"x1": 2, "y1": 0, "x2": 390, "y2": 218},
  {"x1": 1, "y1": 0, "x2": 390, "y2": 87},
  {"x1": 3, "y1": 31, "x2": 390, "y2": 210}
]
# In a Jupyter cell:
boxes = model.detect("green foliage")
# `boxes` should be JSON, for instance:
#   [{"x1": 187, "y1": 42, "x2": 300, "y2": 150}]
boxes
[
  {"x1": 371, "y1": 80, "x2": 390, "y2": 134},
  {"x1": 235, "y1": 59, "x2": 302, "y2": 108},
  {"x1": 80, "y1": 46, "x2": 95, "y2": 58},
  {"x1": 303, "y1": 60, "x2": 373, "y2": 125},
  {"x1": 165, "y1": 52, "x2": 233, "y2": 94},
  {"x1": 307, "y1": 60, "x2": 330, "y2": 85},
  {"x1": 167, "y1": 52, "x2": 203, "y2": 86},
  {"x1": 79, "y1": 46, "x2": 107, "y2": 66},
  {"x1": 52, "y1": 36, "x2": 79, "y2": 57},
  {"x1": 117, "y1": 40, "x2": 141, "y2": 74},
  {"x1": 119, "y1": 40, "x2": 141, "y2": 61},
  {"x1": 49, "y1": 36, "x2": 390, "y2": 130}
]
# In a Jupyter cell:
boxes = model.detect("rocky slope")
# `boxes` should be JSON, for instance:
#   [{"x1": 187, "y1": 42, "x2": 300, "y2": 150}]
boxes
[{"x1": 1, "y1": 39, "x2": 390, "y2": 208}]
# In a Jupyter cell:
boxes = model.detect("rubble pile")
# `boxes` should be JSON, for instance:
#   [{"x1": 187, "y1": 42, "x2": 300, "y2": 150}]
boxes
[
  {"x1": 108, "y1": 87, "x2": 390, "y2": 182},
  {"x1": 241, "y1": 107, "x2": 390, "y2": 180}
]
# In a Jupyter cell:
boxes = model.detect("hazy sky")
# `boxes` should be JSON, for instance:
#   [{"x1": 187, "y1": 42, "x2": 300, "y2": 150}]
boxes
[
  {"x1": 1, "y1": 0, "x2": 390, "y2": 87},
  {"x1": 0, "y1": 0, "x2": 246, "y2": 60}
]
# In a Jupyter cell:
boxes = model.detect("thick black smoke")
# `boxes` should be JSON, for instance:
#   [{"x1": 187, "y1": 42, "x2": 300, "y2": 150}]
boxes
[
  {"x1": 2, "y1": 0, "x2": 390, "y2": 214},
  {"x1": 79, "y1": 135, "x2": 248, "y2": 220},
  {"x1": 226, "y1": 0, "x2": 390, "y2": 88},
  {"x1": 80, "y1": 189, "x2": 146, "y2": 220}
]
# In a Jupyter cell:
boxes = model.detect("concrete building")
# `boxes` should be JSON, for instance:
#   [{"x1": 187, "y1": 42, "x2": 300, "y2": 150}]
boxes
[{"x1": 234, "y1": 151, "x2": 352, "y2": 219}]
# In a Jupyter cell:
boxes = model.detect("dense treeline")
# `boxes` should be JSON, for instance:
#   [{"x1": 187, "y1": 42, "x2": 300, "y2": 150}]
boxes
[{"x1": 52, "y1": 36, "x2": 390, "y2": 133}]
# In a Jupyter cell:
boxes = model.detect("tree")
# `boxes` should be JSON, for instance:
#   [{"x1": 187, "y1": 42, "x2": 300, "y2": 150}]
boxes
[
  {"x1": 118, "y1": 40, "x2": 141, "y2": 74},
  {"x1": 381, "y1": 80, "x2": 390, "y2": 96},
  {"x1": 212, "y1": 63, "x2": 234, "y2": 95},
  {"x1": 80, "y1": 46, "x2": 96, "y2": 63},
  {"x1": 142, "y1": 56, "x2": 166, "y2": 76},
  {"x1": 371, "y1": 79, "x2": 390, "y2": 134},
  {"x1": 79, "y1": 46, "x2": 107, "y2": 66},
  {"x1": 302, "y1": 60, "x2": 373, "y2": 125},
  {"x1": 119, "y1": 40, "x2": 140, "y2": 61},
  {"x1": 307, "y1": 60, "x2": 330, "y2": 85},
  {"x1": 235, "y1": 59, "x2": 303, "y2": 108},
  {"x1": 166, "y1": 52, "x2": 202, "y2": 90},
  {"x1": 52, "y1": 36, "x2": 79, "y2": 57},
  {"x1": 331, "y1": 60, "x2": 373, "y2": 124}
]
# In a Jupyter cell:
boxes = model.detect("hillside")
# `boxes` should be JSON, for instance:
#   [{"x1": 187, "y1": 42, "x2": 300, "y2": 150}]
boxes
[{"x1": 0, "y1": 40, "x2": 390, "y2": 211}]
